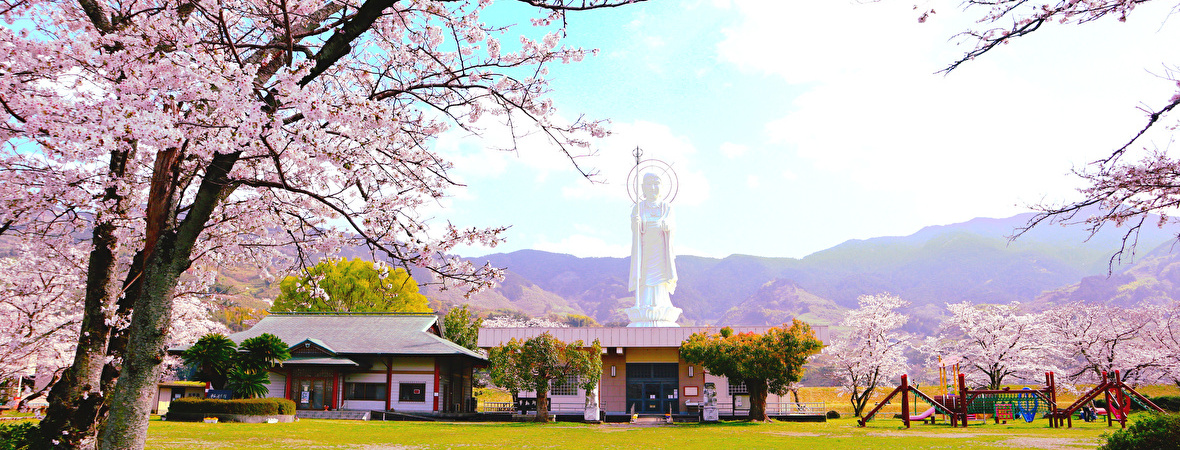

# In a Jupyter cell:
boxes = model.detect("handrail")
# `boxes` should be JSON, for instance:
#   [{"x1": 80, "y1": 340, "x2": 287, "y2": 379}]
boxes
[{"x1": 718, "y1": 402, "x2": 826, "y2": 414}]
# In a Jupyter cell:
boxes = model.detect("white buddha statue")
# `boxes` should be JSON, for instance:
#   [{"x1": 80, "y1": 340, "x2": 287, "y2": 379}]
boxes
[{"x1": 625, "y1": 173, "x2": 682, "y2": 327}]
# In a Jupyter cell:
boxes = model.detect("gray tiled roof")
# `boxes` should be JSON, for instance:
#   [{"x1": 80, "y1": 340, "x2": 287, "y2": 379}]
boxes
[
  {"x1": 477, "y1": 326, "x2": 783, "y2": 348},
  {"x1": 229, "y1": 313, "x2": 485, "y2": 362},
  {"x1": 285, "y1": 355, "x2": 360, "y2": 366}
]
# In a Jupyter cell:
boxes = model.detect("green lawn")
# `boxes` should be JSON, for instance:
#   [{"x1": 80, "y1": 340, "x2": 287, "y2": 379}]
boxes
[{"x1": 142, "y1": 413, "x2": 1143, "y2": 449}]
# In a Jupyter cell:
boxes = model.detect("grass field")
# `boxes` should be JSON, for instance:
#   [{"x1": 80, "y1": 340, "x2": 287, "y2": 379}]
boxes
[{"x1": 138, "y1": 413, "x2": 1154, "y2": 449}]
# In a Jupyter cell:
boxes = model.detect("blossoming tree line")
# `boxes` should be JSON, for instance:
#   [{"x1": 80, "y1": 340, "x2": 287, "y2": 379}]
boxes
[
  {"x1": 0, "y1": 0, "x2": 647, "y2": 447},
  {"x1": 826, "y1": 294, "x2": 1180, "y2": 417}
]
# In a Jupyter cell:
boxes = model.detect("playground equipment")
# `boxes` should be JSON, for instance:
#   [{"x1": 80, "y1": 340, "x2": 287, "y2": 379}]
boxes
[
  {"x1": 909, "y1": 406, "x2": 937, "y2": 422},
  {"x1": 1046, "y1": 370, "x2": 1165, "y2": 429},
  {"x1": 858, "y1": 372, "x2": 1062, "y2": 428}
]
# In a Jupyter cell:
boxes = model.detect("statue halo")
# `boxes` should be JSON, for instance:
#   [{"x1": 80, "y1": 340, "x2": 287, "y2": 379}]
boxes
[{"x1": 626, "y1": 159, "x2": 679, "y2": 204}]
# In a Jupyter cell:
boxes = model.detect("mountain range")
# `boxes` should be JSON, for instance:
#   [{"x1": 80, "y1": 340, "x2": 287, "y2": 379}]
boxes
[{"x1": 419, "y1": 210, "x2": 1180, "y2": 334}]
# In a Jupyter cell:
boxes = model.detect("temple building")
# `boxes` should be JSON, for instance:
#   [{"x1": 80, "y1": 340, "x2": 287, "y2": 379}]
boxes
[
  {"x1": 226, "y1": 313, "x2": 485, "y2": 415},
  {"x1": 477, "y1": 325, "x2": 829, "y2": 417}
]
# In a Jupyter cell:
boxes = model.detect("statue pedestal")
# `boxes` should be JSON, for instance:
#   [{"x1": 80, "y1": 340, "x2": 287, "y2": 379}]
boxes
[
  {"x1": 624, "y1": 305, "x2": 682, "y2": 327},
  {"x1": 703, "y1": 406, "x2": 719, "y2": 422}
]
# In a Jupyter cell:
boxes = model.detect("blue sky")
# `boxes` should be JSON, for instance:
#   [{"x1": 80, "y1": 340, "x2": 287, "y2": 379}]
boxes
[{"x1": 437, "y1": 0, "x2": 1180, "y2": 259}]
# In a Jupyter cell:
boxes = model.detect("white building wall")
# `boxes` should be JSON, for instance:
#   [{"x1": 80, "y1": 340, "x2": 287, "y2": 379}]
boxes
[
  {"x1": 705, "y1": 372, "x2": 790, "y2": 408},
  {"x1": 266, "y1": 372, "x2": 286, "y2": 399},
  {"x1": 390, "y1": 374, "x2": 434, "y2": 413},
  {"x1": 341, "y1": 373, "x2": 387, "y2": 411},
  {"x1": 346, "y1": 373, "x2": 387, "y2": 383}
]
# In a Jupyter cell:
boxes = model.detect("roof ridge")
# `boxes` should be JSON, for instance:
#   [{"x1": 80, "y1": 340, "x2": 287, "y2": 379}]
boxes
[{"x1": 267, "y1": 311, "x2": 439, "y2": 316}]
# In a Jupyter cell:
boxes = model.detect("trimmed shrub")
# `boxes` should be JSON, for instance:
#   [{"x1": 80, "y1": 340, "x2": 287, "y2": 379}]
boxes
[
  {"x1": 1099, "y1": 413, "x2": 1180, "y2": 450},
  {"x1": 1097, "y1": 395, "x2": 1180, "y2": 413},
  {"x1": 826, "y1": 410, "x2": 840, "y2": 419},
  {"x1": 0, "y1": 422, "x2": 36, "y2": 450},
  {"x1": 169, "y1": 397, "x2": 295, "y2": 416},
  {"x1": 1150, "y1": 396, "x2": 1180, "y2": 413}
]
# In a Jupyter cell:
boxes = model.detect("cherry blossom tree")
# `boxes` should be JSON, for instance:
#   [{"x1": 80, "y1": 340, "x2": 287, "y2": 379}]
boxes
[
  {"x1": 933, "y1": 0, "x2": 1180, "y2": 263},
  {"x1": 0, "y1": 244, "x2": 85, "y2": 410},
  {"x1": 482, "y1": 315, "x2": 569, "y2": 328},
  {"x1": 930, "y1": 302, "x2": 1059, "y2": 389},
  {"x1": 1144, "y1": 301, "x2": 1180, "y2": 388},
  {"x1": 1043, "y1": 302, "x2": 1161, "y2": 385},
  {"x1": 825, "y1": 293, "x2": 910, "y2": 417},
  {"x1": 0, "y1": 244, "x2": 226, "y2": 410},
  {"x1": 0, "y1": 0, "x2": 641, "y2": 447}
]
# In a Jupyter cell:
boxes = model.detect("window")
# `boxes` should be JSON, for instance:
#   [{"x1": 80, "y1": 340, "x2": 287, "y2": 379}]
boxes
[
  {"x1": 550, "y1": 375, "x2": 579, "y2": 396},
  {"x1": 344, "y1": 383, "x2": 387, "y2": 401},
  {"x1": 728, "y1": 380, "x2": 748, "y2": 395},
  {"x1": 399, "y1": 383, "x2": 426, "y2": 402}
]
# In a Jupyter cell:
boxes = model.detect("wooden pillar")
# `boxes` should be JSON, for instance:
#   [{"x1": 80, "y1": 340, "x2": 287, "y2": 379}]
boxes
[
  {"x1": 958, "y1": 373, "x2": 968, "y2": 428},
  {"x1": 1114, "y1": 370, "x2": 1126, "y2": 429},
  {"x1": 433, "y1": 359, "x2": 441, "y2": 413},
  {"x1": 901, "y1": 374, "x2": 910, "y2": 429},
  {"x1": 1052, "y1": 370, "x2": 1062, "y2": 427},
  {"x1": 1103, "y1": 372, "x2": 1112, "y2": 428},
  {"x1": 285, "y1": 368, "x2": 292, "y2": 401},
  {"x1": 385, "y1": 356, "x2": 393, "y2": 411},
  {"x1": 332, "y1": 372, "x2": 339, "y2": 410}
]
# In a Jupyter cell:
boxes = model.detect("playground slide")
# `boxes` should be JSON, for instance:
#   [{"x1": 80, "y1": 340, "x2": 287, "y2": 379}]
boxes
[{"x1": 909, "y1": 406, "x2": 937, "y2": 421}]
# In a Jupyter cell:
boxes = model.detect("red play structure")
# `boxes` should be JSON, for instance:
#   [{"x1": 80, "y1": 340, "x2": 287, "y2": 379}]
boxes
[
  {"x1": 1046, "y1": 370, "x2": 1165, "y2": 429},
  {"x1": 858, "y1": 370, "x2": 1164, "y2": 429}
]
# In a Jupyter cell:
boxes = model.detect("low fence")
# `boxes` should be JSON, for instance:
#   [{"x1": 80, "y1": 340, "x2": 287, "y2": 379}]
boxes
[
  {"x1": 718, "y1": 401, "x2": 826, "y2": 416},
  {"x1": 479, "y1": 400, "x2": 585, "y2": 414}
]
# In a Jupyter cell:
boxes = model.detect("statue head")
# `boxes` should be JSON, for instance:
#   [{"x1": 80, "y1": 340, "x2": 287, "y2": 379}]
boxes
[{"x1": 641, "y1": 173, "x2": 661, "y2": 201}]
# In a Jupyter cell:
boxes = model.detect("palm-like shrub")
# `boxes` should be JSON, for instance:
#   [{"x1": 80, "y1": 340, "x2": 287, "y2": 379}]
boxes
[
  {"x1": 181, "y1": 334, "x2": 237, "y2": 390},
  {"x1": 225, "y1": 368, "x2": 272, "y2": 399},
  {"x1": 237, "y1": 334, "x2": 291, "y2": 373},
  {"x1": 185, "y1": 332, "x2": 289, "y2": 398}
]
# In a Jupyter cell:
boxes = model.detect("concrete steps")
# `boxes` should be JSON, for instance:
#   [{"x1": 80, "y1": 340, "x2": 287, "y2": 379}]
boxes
[{"x1": 295, "y1": 410, "x2": 371, "y2": 420}]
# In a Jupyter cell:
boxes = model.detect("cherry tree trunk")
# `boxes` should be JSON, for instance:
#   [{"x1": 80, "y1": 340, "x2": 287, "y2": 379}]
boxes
[
  {"x1": 40, "y1": 149, "x2": 133, "y2": 450},
  {"x1": 98, "y1": 152, "x2": 239, "y2": 450},
  {"x1": 748, "y1": 381, "x2": 770, "y2": 422},
  {"x1": 38, "y1": 221, "x2": 120, "y2": 449},
  {"x1": 98, "y1": 239, "x2": 184, "y2": 449}
]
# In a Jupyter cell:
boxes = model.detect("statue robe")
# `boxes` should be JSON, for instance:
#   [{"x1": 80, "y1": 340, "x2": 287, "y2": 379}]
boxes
[{"x1": 629, "y1": 200, "x2": 677, "y2": 307}]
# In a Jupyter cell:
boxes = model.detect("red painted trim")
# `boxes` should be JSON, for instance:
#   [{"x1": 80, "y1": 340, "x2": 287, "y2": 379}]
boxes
[
  {"x1": 332, "y1": 373, "x2": 340, "y2": 410},
  {"x1": 385, "y1": 357, "x2": 393, "y2": 411},
  {"x1": 285, "y1": 368, "x2": 292, "y2": 400},
  {"x1": 433, "y1": 360, "x2": 440, "y2": 412}
]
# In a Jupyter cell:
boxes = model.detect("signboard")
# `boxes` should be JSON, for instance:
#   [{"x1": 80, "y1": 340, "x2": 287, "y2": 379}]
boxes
[
  {"x1": 300, "y1": 391, "x2": 310, "y2": 404},
  {"x1": 995, "y1": 403, "x2": 1014, "y2": 420},
  {"x1": 206, "y1": 390, "x2": 232, "y2": 400}
]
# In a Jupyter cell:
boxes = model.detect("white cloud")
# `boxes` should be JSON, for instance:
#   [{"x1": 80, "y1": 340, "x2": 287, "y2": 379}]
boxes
[
  {"x1": 719, "y1": 142, "x2": 748, "y2": 159},
  {"x1": 746, "y1": 174, "x2": 760, "y2": 189},
  {"x1": 434, "y1": 107, "x2": 603, "y2": 186},
  {"x1": 721, "y1": 0, "x2": 1180, "y2": 221}
]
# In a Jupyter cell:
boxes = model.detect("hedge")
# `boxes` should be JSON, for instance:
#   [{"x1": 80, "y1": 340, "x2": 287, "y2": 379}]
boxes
[
  {"x1": 0, "y1": 422, "x2": 36, "y2": 450},
  {"x1": 1099, "y1": 413, "x2": 1180, "y2": 450},
  {"x1": 1094, "y1": 395, "x2": 1180, "y2": 413},
  {"x1": 169, "y1": 397, "x2": 295, "y2": 416}
]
